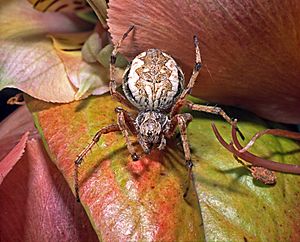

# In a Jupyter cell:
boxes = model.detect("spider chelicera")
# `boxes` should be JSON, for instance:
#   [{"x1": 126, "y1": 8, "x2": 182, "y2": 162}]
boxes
[{"x1": 74, "y1": 26, "x2": 242, "y2": 202}]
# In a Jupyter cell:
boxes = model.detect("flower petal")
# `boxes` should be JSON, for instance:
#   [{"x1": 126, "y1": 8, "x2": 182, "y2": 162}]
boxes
[
  {"x1": 50, "y1": 34, "x2": 111, "y2": 99},
  {"x1": 0, "y1": 103, "x2": 98, "y2": 240},
  {"x1": 27, "y1": 0, "x2": 90, "y2": 13},
  {"x1": 107, "y1": 0, "x2": 300, "y2": 123},
  {"x1": 0, "y1": 132, "x2": 28, "y2": 184},
  {"x1": 0, "y1": 137, "x2": 98, "y2": 241},
  {"x1": 1, "y1": 0, "x2": 89, "y2": 39},
  {"x1": 0, "y1": 0, "x2": 92, "y2": 102},
  {"x1": 0, "y1": 106, "x2": 36, "y2": 161}
]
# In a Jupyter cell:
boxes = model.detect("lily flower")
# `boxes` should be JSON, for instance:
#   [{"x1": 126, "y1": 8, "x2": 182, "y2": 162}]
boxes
[
  {"x1": 0, "y1": 0, "x2": 125, "y2": 102},
  {"x1": 1, "y1": 0, "x2": 300, "y2": 241}
]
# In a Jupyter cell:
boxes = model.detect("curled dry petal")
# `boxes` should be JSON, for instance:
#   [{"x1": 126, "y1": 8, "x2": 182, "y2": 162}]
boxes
[
  {"x1": 86, "y1": 0, "x2": 108, "y2": 26},
  {"x1": 108, "y1": 0, "x2": 300, "y2": 123}
]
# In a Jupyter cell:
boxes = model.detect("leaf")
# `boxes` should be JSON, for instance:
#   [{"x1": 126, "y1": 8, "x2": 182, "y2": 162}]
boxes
[
  {"x1": 107, "y1": 0, "x2": 300, "y2": 124},
  {"x1": 27, "y1": 94, "x2": 204, "y2": 241},
  {"x1": 29, "y1": 93, "x2": 300, "y2": 241},
  {"x1": 187, "y1": 109, "x2": 300, "y2": 241},
  {"x1": 0, "y1": 0, "x2": 92, "y2": 102}
]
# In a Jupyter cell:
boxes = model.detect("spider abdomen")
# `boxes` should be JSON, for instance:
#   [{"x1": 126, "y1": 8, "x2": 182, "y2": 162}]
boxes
[{"x1": 123, "y1": 49, "x2": 184, "y2": 111}]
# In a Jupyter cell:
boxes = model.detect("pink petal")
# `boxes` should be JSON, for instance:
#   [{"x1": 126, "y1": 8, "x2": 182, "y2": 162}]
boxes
[
  {"x1": 0, "y1": 132, "x2": 28, "y2": 184},
  {"x1": 108, "y1": 0, "x2": 300, "y2": 123},
  {"x1": 0, "y1": 106, "x2": 37, "y2": 161},
  {"x1": 0, "y1": 137, "x2": 98, "y2": 241}
]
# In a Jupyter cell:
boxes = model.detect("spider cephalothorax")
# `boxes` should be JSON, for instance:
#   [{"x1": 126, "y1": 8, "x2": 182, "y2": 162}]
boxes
[
  {"x1": 135, "y1": 111, "x2": 170, "y2": 154},
  {"x1": 74, "y1": 26, "x2": 240, "y2": 202}
]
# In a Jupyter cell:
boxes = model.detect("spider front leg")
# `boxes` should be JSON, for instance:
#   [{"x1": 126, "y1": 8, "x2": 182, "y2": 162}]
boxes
[
  {"x1": 165, "y1": 113, "x2": 193, "y2": 198},
  {"x1": 110, "y1": 25, "x2": 135, "y2": 109},
  {"x1": 186, "y1": 101, "x2": 245, "y2": 140},
  {"x1": 170, "y1": 35, "x2": 202, "y2": 117},
  {"x1": 74, "y1": 124, "x2": 120, "y2": 202}
]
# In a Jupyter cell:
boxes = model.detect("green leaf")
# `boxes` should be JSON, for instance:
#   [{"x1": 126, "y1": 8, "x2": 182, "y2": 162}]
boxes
[
  {"x1": 188, "y1": 110, "x2": 300, "y2": 241},
  {"x1": 96, "y1": 44, "x2": 128, "y2": 69}
]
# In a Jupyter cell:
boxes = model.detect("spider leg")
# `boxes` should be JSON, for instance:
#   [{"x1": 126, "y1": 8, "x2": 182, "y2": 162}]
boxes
[
  {"x1": 165, "y1": 113, "x2": 194, "y2": 198},
  {"x1": 74, "y1": 124, "x2": 120, "y2": 202},
  {"x1": 186, "y1": 101, "x2": 245, "y2": 140},
  {"x1": 115, "y1": 107, "x2": 139, "y2": 161},
  {"x1": 75, "y1": 107, "x2": 138, "y2": 202},
  {"x1": 170, "y1": 35, "x2": 202, "y2": 117},
  {"x1": 110, "y1": 25, "x2": 135, "y2": 109}
]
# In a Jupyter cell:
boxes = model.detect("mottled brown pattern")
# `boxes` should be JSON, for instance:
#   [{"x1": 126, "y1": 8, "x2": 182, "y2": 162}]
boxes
[
  {"x1": 135, "y1": 49, "x2": 173, "y2": 96},
  {"x1": 250, "y1": 166, "x2": 276, "y2": 185}
]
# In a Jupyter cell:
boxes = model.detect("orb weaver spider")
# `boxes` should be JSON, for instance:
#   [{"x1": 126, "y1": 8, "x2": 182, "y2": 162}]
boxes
[{"x1": 74, "y1": 26, "x2": 242, "y2": 202}]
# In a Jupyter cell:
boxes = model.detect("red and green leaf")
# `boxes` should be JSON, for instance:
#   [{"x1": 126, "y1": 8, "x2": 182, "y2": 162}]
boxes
[
  {"x1": 28, "y1": 94, "x2": 300, "y2": 241},
  {"x1": 28, "y1": 95, "x2": 203, "y2": 241}
]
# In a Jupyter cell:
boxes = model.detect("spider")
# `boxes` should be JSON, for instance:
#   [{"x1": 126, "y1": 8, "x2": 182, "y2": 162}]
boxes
[{"x1": 74, "y1": 26, "x2": 242, "y2": 202}]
